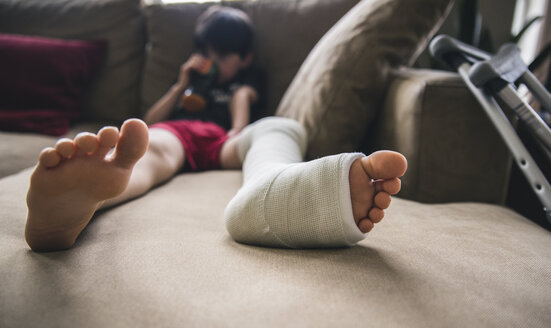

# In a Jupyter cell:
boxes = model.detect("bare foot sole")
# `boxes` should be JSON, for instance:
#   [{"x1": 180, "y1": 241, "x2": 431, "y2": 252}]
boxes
[
  {"x1": 25, "y1": 119, "x2": 149, "y2": 252},
  {"x1": 349, "y1": 150, "x2": 407, "y2": 233}
]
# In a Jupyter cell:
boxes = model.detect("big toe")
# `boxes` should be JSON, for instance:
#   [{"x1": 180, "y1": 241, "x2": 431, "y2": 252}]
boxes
[
  {"x1": 112, "y1": 119, "x2": 149, "y2": 168},
  {"x1": 361, "y1": 151, "x2": 407, "y2": 180}
]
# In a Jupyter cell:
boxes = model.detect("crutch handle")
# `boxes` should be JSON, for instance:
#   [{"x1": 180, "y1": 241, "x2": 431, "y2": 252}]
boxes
[
  {"x1": 469, "y1": 43, "x2": 528, "y2": 93},
  {"x1": 429, "y1": 34, "x2": 490, "y2": 69}
]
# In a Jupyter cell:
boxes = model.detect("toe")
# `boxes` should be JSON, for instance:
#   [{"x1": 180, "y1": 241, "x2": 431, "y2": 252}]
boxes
[
  {"x1": 38, "y1": 147, "x2": 61, "y2": 168},
  {"x1": 374, "y1": 192, "x2": 391, "y2": 209},
  {"x1": 361, "y1": 151, "x2": 407, "y2": 180},
  {"x1": 75, "y1": 132, "x2": 99, "y2": 155},
  {"x1": 96, "y1": 126, "x2": 119, "y2": 158},
  {"x1": 358, "y1": 218, "x2": 375, "y2": 233},
  {"x1": 55, "y1": 138, "x2": 76, "y2": 159},
  {"x1": 113, "y1": 119, "x2": 149, "y2": 169},
  {"x1": 98, "y1": 126, "x2": 119, "y2": 149},
  {"x1": 368, "y1": 207, "x2": 384, "y2": 223},
  {"x1": 375, "y1": 178, "x2": 401, "y2": 195}
]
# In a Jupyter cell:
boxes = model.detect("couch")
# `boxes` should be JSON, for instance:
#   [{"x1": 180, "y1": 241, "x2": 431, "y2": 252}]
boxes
[{"x1": 1, "y1": 0, "x2": 550, "y2": 327}]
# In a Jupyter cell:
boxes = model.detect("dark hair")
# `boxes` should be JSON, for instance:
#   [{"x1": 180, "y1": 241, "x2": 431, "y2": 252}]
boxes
[{"x1": 194, "y1": 6, "x2": 254, "y2": 59}]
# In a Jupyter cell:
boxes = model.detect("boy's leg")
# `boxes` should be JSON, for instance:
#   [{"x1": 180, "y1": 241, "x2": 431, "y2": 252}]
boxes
[
  {"x1": 218, "y1": 136, "x2": 242, "y2": 170},
  {"x1": 223, "y1": 117, "x2": 407, "y2": 248},
  {"x1": 25, "y1": 119, "x2": 186, "y2": 252},
  {"x1": 101, "y1": 128, "x2": 185, "y2": 208}
]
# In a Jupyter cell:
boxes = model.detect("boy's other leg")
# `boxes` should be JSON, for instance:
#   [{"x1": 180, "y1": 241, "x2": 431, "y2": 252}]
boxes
[
  {"x1": 25, "y1": 119, "x2": 185, "y2": 252},
  {"x1": 223, "y1": 117, "x2": 407, "y2": 248},
  {"x1": 218, "y1": 136, "x2": 242, "y2": 170},
  {"x1": 101, "y1": 127, "x2": 185, "y2": 208}
]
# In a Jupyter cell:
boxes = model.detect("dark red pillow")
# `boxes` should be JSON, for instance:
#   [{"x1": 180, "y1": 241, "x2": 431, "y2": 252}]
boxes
[{"x1": 0, "y1": 34, "x2": 107, "y2": 135}]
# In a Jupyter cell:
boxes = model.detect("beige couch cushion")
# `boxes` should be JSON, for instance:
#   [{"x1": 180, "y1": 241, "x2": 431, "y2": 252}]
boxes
[
  {"x1": 0, "y1": 0, "x2": 146, "y2": 122},
  {"x1": 376, "y1": 68, "x2": 512, "y2": 204},
  {"x1": 0, "y1": 123, "x2": 109, "y2": 178},
  {"x1": 140, "y1": 0, "x2": 359, "y2": 116},
  {"x1": 0, "y1": 132, "x2": 58, "y2": 178},
  {"x1": 1, "y1": 169, "x2": 550, "y2": 327},
  {"x1": 276, "y1": 0, "x2": 453, "y2": 159}
]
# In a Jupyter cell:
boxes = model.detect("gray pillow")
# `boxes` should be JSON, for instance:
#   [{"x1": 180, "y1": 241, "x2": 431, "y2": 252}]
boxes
[{"x1": 275, "y1": 0, "x2": 454, "y2": 159}]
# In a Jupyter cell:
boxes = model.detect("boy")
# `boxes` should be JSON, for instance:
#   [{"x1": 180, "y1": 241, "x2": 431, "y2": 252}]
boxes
[
  {"x1": 24, "y1": 7, "x2": 407, "y2": 251},
  {"x1": 144, "y1": 5, "x2": 263, "y2": 172}
]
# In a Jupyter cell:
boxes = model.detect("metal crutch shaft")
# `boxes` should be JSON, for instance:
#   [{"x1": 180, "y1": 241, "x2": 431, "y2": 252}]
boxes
[{"x1": 459, "y1": 62, "x2": 551, "y2": 223}]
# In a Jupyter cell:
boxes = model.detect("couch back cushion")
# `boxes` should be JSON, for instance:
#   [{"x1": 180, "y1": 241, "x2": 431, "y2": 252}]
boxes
[
  {"x1": 0, "y1": 34, "x2": 107, "y2": 136},
  {"x1": 0, "y1": 0, "x2": 145, "y2": 123},
  {"x1": 276, "y1": 0, "x2": 454, "y2": 159},
  {"x1": 141, "y1": 0, "x2": 360, "y2": 117}
]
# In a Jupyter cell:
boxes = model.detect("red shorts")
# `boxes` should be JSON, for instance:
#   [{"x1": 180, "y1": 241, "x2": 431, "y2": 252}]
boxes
[{"x1": 150, "y1": 120, "x2": 228, "y2": 171}]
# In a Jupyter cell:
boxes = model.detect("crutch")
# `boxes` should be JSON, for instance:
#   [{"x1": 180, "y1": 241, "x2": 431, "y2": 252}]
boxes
[{"x1": 429, "y1": 35, "x2": 551, "y2": 223}]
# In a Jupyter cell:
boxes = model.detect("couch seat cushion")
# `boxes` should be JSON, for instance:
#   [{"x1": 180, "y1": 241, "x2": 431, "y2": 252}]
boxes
[
  {"x1": 1, "y1": 169, "x2": 550, "y2": 327},
  {"x1": 0, "y1": 123, "x2": 109, "y2": 178}
]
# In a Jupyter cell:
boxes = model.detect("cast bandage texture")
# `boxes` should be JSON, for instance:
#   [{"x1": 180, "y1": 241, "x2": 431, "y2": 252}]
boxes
[{"x1": 225, "y1": 117, "x2": 366, "y2": 248}]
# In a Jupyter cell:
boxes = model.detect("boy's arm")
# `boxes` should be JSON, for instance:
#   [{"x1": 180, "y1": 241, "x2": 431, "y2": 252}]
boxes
[
  {"x1": 144, "y1": 55, "x2": 207, "y2": 125},
  {"x1": 143, "y1": 82, "x2": 186, "y2": 125},
  {"x1": 228, "y1": 85, "x2": 258, "y2": 137}
]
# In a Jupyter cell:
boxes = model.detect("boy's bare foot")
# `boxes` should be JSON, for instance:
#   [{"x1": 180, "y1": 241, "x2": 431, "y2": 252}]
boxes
[
  {"x1": 25, "y1": 119, "x2": 149, "y2": 252},
  {"x1": 349, "y1": 151, "x2": 407, "y2": 233}
]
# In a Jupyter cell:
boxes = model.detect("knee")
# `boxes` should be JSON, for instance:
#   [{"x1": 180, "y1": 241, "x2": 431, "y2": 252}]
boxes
[
  {"x1": 236, "y1": 117, "x2": 308, "y2": 163},
  {"x1": 256, "y1": 117, "x2": 307, "y2": 151},
  {"x1": 141, "y1": 134, "x2": 184, "y2": 180}
]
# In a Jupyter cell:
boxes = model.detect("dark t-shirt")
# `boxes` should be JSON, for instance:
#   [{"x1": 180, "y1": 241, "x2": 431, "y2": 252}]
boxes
[{"x1": 169, "y1": 67, "x2": 265, "y2": 131}]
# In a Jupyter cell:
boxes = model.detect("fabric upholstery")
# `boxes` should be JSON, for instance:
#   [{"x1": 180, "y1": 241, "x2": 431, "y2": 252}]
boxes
[
  {"x1": 0, "y1": 123, "x2": 106, "y2": 178},
  {"x1": 1, "y1": 169, "x2": 550, "y2": 327},
  {"x1": 376, "y1": 68, "x2": 512, "y2": 204},
  {"x1": 0, "y1": 132, "x2": 58, "y2": 178},
  {"x1": 0, "y1": 34, "x2": 107, "y2": 135},
  {"x1": 1, "y1": 1, "x2": 550, "y2": 327},
  {"x1": 0, "y1": 0, "x2": 146, "y2": 122},
  {"x1": 140, "y1": 0, "x2": 360, "y2": 117},
  {"x1": 276, "y1": 0, "x2": 454, "y2": 159}
]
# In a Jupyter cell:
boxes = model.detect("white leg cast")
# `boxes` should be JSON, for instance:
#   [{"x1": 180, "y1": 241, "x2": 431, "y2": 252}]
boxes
[{"x1": 225, "y1": 117, "x2": 366, "y2": 248}]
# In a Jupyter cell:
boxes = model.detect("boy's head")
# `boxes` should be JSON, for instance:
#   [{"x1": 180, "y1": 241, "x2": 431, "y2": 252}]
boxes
[
  {"x1": 194, "y1": 6, "x2": 254, "y2": 59},
  {"x1": 194, "y1": 6, "x2": 255, "y2": 83}
]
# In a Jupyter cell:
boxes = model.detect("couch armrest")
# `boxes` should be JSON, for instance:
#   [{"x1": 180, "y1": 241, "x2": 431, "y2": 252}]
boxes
[{"x1": 374, "y1": 67, "x2": 512, "y2": 204}]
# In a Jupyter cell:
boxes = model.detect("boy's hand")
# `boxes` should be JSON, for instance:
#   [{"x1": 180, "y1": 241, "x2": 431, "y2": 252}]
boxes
[{"x1": 176, "y1": 54, "x2": 209, "y2": 90}]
